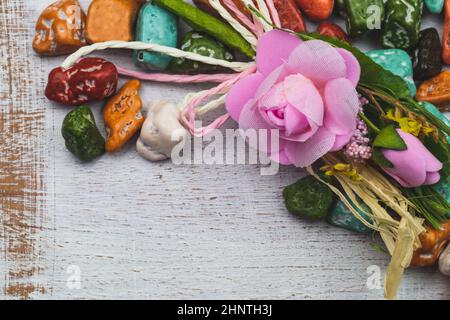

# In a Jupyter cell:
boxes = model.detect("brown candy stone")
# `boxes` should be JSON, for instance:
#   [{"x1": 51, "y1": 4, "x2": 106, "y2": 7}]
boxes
[
  {"x1": 85, "y1": 0, "x2": 145, "y2": 43},
  {"x1": 294, "y1": 0, "x2": 334, "y2": 21},
  {"x1": 33, "y1": 0, "x2": 86, "y2": 56},
  {"x1": 104, "y1": 80, "x2": 144, "y2": 152},
  {"x1": 411, "y1": 220, "x2": 450, "y2": 267},
  {"x1": 416, "y1": 70, "x2": 450, "y2": 108}
]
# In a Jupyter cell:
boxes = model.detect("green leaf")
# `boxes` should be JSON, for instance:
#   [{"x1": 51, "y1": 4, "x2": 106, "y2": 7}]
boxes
[
  {"x1": 372, "y1": 148, "x2": 393, "y2": 168},
  {"x1": 298, "y1": 32, "x2": 411, "y2": 99},
  {"x1": 373, "y1": 125, "x2": 407, "y2": 150}
]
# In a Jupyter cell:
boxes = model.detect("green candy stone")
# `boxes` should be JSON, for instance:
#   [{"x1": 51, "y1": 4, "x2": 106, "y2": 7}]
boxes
[
  {"x1": 169, "y1": 31, "x2": 234, "y2": 74},
  {"x1": 134, "y1": 2, "x2": 178, "y2": 71},
  {"x1": 366, "y1": 49, "x2": 416, "y2": 96},
  {"x1": 327, "y1": 199, "x2": 372, "y2": 233},
  {"x1": 344, "y1": 0, "x2": 385, "y2": 38},
  {"x1": 283, "y1": 176, "x2": 335, "y2": 220},
  {"x1": 381, "y1": 0, "x2": 423, "y2": 50},
  {"x1": 62, "y1": 105, "x2": 105, "y2": 162},
  {"x1": 425, "y1": 0, "x2": 444, "y2": 13}
]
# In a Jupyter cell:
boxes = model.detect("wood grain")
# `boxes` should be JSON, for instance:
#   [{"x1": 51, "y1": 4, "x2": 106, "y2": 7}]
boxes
[{"x1": 0, "y1": 0, "x2": 449, "y2": 300}]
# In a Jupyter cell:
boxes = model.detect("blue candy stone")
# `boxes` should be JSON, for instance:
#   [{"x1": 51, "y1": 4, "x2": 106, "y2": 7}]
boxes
[
  {"x1": 327, "y1": 198, "x2": 372, "y2": 234},
  {"x1": 425, "y1": 0, "x2": 444, "y2": 13},
  {"x1": 366, "y1": 49, "x2": 416, "y2": 96},
  {"x1": 134, "y1": 2, "x2": 178, "y2": 70}
]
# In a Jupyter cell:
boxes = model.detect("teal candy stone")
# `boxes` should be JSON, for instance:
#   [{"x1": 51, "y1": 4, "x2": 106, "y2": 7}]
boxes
[
  {"x1": 420, "y1": 102, "x2": 450, "y2": 143},
  {"x1": 434, "y1": 177, "x2": 450, "y2": 218},
  {"x1": 366, "y1": 49, "x2": 416, "y2": 96},
  {"x1": 425, "y1": 0, "x2": 444, "y2": 13},
  {"x1": 327, "y1": 199, "x2": 372, "y2": 233},
  {"x1": 134, "y1": 2, "x2": 178, "y2": 70}
]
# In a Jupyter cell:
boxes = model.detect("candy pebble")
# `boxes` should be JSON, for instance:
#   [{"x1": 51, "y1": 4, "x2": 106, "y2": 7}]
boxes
[
  {"x1": 104, "y1": 80, "x2": 145, "y2": 152},
  {"x1": 327, "y1": 199, "x2": 372, "y2": 234},
  {"x1": 413, "y1": 28, "x2": 443, "y2": 81},
  {"x1": 136, "y1": 101, "x2": 188, "y2": 162},
  {"x1": 170, "y1": 31, "x2": 234, "y2": 74},
  {"x1": 442, "y1": 0, "x2": 450, "y2": 64},
  {"x1": 381, "y1": 0, "x2": 423, "y2": 50},
  {"x1": 62, "y1": 105, "x2": 105, "y2": 162},
  {"x1": 134, "y1": 1, "x2": 178, "y2": 71},
  {"x1": 344, "y1": 0, "x2": 385, "y2": 38},
  {"x1": 294, "y1": 0, "x2": 334, "y2": 21},
  {"x1": 425, "y1": 0, "x2": 444, "y2": 13},
  {"x1": 366, "y1": 49, "x2": 416, "y2": 96},
  {"x1": 411, "y1": 220, "x2": 450, "y2": 267},
  {"x1": 273, "y1": 0, "x2": 307, "y2": 33},
  {"x1": 45, "y1": 57, "x2": 118, "y2": 106},
  {"x1": 439, "y1": 243, "x2": 450, "y2": 276},
  {"x1": 416, "y1": 70, "x2": 450, "y2": 108},
  {"x1": 33, "y1": 0, "x2": 86, "y2": 56},
  {"x1": 317, "y1": 22, "x2": 350, "y2": 43},
  {"x1": 85, "y1": 0, "x2": 145, "y2": 43}
]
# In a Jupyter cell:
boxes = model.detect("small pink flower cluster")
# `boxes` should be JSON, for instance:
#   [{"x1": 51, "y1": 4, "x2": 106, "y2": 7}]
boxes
[{"x1": 344, "y1": 96, "x2": 372, "y2": 162}]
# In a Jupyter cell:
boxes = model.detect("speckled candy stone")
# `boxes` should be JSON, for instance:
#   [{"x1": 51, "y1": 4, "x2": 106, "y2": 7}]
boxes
[
  {"x1": 366, "y1": 49, "x2": 416, "y2": 96},
  {"x1": 434, "y1": 177, "x2": 450, "y2": 218},
  {"x1": 425, "y1": 0, "x2": 444, "y2": 13},
  {"x1": 327, "y1": 199, "x2": 372, "y2": 233},
  {"x1": 133, "y1": 2, "x2": 178, "y2": 70},
  {"x1": 170, "y1": 31, "x2": 234, "y2": 74}
]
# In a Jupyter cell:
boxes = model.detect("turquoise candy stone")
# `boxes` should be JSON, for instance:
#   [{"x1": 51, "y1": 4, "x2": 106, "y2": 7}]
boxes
[
  {"x1": 425, "y1": 0, "x2": 444, "y2": 13},
  {"x1": 434, "y1": 177, "x2": 450, "y2": 218},
  {"x1": 420, "y1": 102, "x2": 450, "y2": 143},
  {"x1": 366, "y1": 49, "x2": 416, "y2": 96},
  {"x1": 134, "y1": 2, "x2": 178, "y2": 71},
  {"x1": 327, "y1": 199, "x2": 372, "y2": 233}
]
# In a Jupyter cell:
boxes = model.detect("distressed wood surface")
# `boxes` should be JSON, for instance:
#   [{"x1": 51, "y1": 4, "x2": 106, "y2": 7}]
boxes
[{"x1": 0, "y1": 0, "x2": 449, "y2": 300}]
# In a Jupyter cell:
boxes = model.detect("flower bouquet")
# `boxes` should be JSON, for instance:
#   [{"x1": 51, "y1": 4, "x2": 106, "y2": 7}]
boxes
[{"x1": 34, "y1": 0, "x2": 450, "y2": 299}]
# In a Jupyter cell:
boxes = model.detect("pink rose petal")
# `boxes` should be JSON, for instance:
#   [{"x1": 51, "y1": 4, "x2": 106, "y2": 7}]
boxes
[
  {"x1": 283, "y1": 74, "x2": 324, "y2": 126},
  {"x1": 336, "y1": 48, "x2": 361, "y2": 87},
  {"x1": 323, "y1": 78, "x2": 359, "y2": 135},
  {"x1": 256, "y1": 30, "x2": 302, "y2": 75},
  {"x1": 226, "y1": 72, "x2": 265, "y2": 121},
  {"x1": 287, "y1": 40, "x2": 347, "y2": 86},
  {"x1": 284, "y1": 127, "x2": 336, "y2": 168},
  {"x1": 424, "y1": 172, "x2": 441, "y2": 185}
]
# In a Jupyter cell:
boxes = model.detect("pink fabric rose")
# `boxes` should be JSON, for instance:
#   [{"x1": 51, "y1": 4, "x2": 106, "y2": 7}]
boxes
[
  {"x1": 226, "y1": 30, "x2": 361, "y2": 167},
  {"x1": 382, "y1": 129, "x2": 442, "y2": 188}
]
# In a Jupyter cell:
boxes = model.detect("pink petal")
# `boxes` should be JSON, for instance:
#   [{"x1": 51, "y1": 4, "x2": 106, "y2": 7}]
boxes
[
  {"x1": 284, "y1": 105, "x2": 311, "y2": 137},
  {"x1": 284, "y1": 127, "x2": 336, "y2": 168},
  {"x1": 255, "y1": 65, "x2": 288, "y2": 100},
  {"x1": 226, "y1": 72, "x2": 265, "y2": 121},
  {"x1": 382, "y1": 149, "x2": 427, "y2": 187},
  {"x1": 331, "y1": 132, "x2": 354, "y2": 151},
  {"x1": 283, "y1": 74, "x2": 324, "y2": 126},
  {"x1": 256, "y1": 30, "x2": 302, "y2": 75},
  {"x1": 424, "y1": 172, "x2": 441, "y2": 185},
  {"x1": 336, "y1": 48, "x2": 361, "y2": 87},
  {"x1": 323, "y1": 78, "x2": 359, "y2": 135},
  {"x1": 287, "y1": 40, "x2": 346, "y2": 86}
]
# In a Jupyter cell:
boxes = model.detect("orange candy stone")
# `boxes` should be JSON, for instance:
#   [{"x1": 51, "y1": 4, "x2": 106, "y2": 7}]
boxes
[
  {"x1": 416, "y1": 70, "x2": 450, "y2": 108},
  {"x1": 85, "y1": 0, "x2": 145, "y2": 43},
  {"x1": 411, "y1": 220, "x2": 450, "y2": 267},
  {"x1": 104, "y1": 80, "x2": 145, "y2": 152},
  {"x1": 33, "y1": 0, "x2": 86, "y2": 56},
  {"x1": 294, "y1": 0, "x2": 334, "y2": 21}
]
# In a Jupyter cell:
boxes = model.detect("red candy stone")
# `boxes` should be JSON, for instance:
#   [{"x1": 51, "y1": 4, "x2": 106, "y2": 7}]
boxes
[
  {"x1": 317, "y1": 22, "x2": 350, "y2": 43},
  {"x1": 45, "y1": 57, "x2": 118, "y2": 106},
  {"x1": 273, "y1": 0, "x2": 307, "y2": 33}
]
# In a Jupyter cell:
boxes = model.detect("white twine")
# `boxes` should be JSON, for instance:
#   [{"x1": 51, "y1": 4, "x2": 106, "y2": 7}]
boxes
[
  {"x1": 208, "y1": 0, "x2": 258, "y2": 48},
  {"x1": 61, "y1": 41, "x2": 253, "y2": 72}
]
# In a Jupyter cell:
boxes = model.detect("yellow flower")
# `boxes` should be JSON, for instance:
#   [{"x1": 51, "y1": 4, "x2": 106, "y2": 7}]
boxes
[
  {"x1": 386, "y1": 109, "x2": 434, "y2": 137},
  {"x1": 321, "y1": 163, "x2": 362, "y2": 182}
]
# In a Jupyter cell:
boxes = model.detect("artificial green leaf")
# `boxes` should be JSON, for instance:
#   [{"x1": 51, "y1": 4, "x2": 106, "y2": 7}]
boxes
[
  {"x1": 372, "y1": 148, "x2": 394, "y2": 168},
  {"x1": 373, "y1": 125, "x2": 407, "y2": 150}
]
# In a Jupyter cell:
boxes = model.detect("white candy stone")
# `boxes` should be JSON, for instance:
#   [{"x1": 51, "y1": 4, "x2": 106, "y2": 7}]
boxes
[
  {"x1": 136, "y1": 101, "x2": 188, "y2": 162},
  {"x1": 439, "y1": 243, "x2": 450, "y2": 276}
]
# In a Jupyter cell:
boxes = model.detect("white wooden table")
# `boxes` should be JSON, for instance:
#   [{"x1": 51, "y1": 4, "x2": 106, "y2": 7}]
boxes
[{"x1": 0, "y1": 0, "x2": 449, "y2": 300}]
